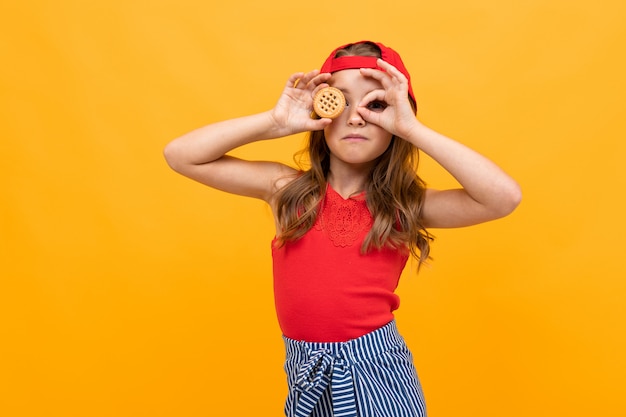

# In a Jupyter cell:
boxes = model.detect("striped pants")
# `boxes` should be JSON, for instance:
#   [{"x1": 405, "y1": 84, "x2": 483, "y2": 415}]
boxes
[{"x1": 283, "y1": 321, "x2": 427, "y2": 417}]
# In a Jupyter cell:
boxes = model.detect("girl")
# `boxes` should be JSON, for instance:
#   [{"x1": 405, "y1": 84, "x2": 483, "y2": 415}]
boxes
[{"x1": 164, "y1": 41, "x2": 521, "y2": 417}]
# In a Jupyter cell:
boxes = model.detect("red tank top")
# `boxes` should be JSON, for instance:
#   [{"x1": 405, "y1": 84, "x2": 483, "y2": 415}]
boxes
[{"x1": 272, "y1": 184, "x2": 409, "y2": 342}]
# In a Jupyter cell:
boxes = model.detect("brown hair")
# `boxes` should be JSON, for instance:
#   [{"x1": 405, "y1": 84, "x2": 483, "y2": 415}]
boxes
[{"x1": 273, "y1": 42, "x2": 432, "y2": 267}]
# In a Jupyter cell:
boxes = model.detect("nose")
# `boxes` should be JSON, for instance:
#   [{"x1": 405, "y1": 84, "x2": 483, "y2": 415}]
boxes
[{"x1": 346, "y1": 106, "x2": 365, "y2": 127}]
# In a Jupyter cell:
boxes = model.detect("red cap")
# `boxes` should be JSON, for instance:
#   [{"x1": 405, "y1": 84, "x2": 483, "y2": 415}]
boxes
[{"x1": 319, "y1": 41, "x2": 415, "y2": 104}]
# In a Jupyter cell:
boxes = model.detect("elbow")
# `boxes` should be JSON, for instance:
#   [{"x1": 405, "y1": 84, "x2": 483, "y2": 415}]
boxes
[
  {"x1": 496, "y1": 180, "x2": 523, "y2": 218},
  {"x1": 163, "y1": 141, "x2": 185, "y2": 173}
]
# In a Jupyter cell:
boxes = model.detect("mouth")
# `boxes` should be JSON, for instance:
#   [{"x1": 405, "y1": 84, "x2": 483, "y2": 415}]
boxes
[{"x1": 342, "y1": 134, "x2": 367, "y2": 141}]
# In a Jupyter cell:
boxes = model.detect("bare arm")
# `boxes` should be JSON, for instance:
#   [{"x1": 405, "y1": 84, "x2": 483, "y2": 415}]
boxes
[
  {"x1": 404, "y1": 123, "x2": 522, "y2": 228},
  {"x1": 359, "y1": 60, "x2": 522, "y2": 228},
  {"x1": 163, "y1": 70, "x2": 333, "y2": 202}
]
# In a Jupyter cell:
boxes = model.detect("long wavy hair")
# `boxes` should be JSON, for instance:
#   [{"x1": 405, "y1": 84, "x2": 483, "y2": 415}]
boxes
[{"x1": 273, "y1": 42, "x2": 433, "y2": 267}]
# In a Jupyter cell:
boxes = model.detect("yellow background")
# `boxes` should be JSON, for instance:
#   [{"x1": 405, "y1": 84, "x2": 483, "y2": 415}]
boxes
[{"x1": 1, "y1": 0, "x2": 625, "y2": 416}]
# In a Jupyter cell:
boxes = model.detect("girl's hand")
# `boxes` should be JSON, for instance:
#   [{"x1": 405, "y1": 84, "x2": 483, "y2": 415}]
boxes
[
  {"x1": 269, "y1": 70, "x2": 333, "y2": 136},
  {"x1": 357, "y1": 59, "x2": 419, "y2": 139}
]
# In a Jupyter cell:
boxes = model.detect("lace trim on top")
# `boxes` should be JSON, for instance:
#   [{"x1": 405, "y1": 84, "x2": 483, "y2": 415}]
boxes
[{"x1": 314, "y1": 184, "x2": 372, "y2": 247}]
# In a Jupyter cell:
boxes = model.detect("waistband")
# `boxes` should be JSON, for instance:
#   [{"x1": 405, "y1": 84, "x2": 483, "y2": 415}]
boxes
[{"x1": 284, "y1": 320, "x2": 404, "y2": 366}]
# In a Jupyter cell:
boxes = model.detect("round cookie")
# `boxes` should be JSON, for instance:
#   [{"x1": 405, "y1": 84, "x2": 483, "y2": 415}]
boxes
[{"x1": 312, "y1": 87, "x2": 346, "y2": 119}]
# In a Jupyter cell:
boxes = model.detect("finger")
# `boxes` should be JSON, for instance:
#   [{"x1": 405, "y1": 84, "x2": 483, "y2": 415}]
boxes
[
  {"x1": 307, "y1": 117, "x2": 333, "y2": 131},
  {"x1": 361, "y1": 60, "x2": 409, "y2": 91},
  {"x1": 356, "y1": 106, "x2": 383, "y2": 127},
  {"x1": 298, "y1": 70, "x2": 331, "y2": 91},
  {"x1": 295, "y1": 69, "x2": 320, "y2": 88},
  {"x1": 359, "y1": 68, "x2": 400, "y2": 97},
  {"x1": 311, "y1": 81, "x2": 330, "y2": 96},
  {"x1": 291, "y1": 69, "x2": 324, "y2": 90},
  {"x1": 359, "y1": 67, "x2": 391, "y2": 86},
  {"x1": 358, "y1": 89, "x2": 386, "y2": 108},
  {"x1": 287, "y1": 72, "x2": 305, "y2": 88},
  {"x1": 306, "y1": 72, "x2": 332, "y2": 90},
  {"x1": 375, "y1": 59, "x2": 409, "y2": 84}
]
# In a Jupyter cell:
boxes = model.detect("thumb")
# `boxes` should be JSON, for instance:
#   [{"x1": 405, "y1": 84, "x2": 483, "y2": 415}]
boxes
[
  {"x1": 357, "y1": 105, "x2": 382, "y2": 127},
  {"x1": 307, "y1": 117, "x2": 333, "y2": 131}
]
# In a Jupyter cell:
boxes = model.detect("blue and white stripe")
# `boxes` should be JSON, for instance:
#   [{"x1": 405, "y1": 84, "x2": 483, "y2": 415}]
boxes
[{"x1": 283, "y1": 321, "x2": 427, "y2": 417}]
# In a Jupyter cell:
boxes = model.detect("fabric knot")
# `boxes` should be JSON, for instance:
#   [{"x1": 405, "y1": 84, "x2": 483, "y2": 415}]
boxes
[
  {"x1": 295, "y1": 349, "x2": 334, "y2": 392},
  {"x1": 293, "y1": 346, "x2": 358, "y2": 417}
]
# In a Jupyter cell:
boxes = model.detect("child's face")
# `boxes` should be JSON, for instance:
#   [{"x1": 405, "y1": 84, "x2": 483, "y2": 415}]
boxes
[{"x1": 324, "y1": 69, "x2": 393, "y2": 170}]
